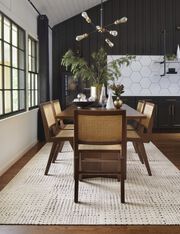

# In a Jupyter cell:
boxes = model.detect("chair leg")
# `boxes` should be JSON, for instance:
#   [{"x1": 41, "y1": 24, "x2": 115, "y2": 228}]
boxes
[
  {"x1": 74, "y1": 152, "x2": 79, "y2": 203},
  {"x1": 45, "y1": 143, "x2": 57, "y2": 175},
  {"x1": 69, "y1": 139, "x2": 74, "y2": 150},
  {"x1": 137, "y1": 142, "x2": 152, "y2": 176},
  {"x1": 58, "y1": 141, "x2": 64, "y2": 152},
  {"x1": 133, "y1": 142, "x2": 144, "y2": 164},
  {"x1": 52, "y1": 142, "x2": 64, "y2": 163},
  {"x1": 133, "y1": 142, "x2": 138, "y2": 153},
  {"x1": 74, "y1": 177, "x2": 79, "y2": 203},
  {"x1": 120, "y1": 159, "x2": 125, "y2": 203}
]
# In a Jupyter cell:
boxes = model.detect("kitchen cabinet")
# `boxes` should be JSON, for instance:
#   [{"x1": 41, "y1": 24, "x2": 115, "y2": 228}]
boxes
[{"x1": 122, "y1": 96, "x2": 180, "y2": 132}]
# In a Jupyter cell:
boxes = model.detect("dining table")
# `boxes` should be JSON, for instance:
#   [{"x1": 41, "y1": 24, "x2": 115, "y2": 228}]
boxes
[
  {"x1": 56, "y1": 103, "x2": 146, "y2": 179},
  {"x1": 56, "y1": 103, "x2": 146, "y2": 121}
]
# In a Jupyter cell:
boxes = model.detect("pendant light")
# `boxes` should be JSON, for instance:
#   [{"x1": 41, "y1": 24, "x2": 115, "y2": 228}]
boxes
[{"x1": 76, "y1": 0, "x2": 128, "y2": 48}]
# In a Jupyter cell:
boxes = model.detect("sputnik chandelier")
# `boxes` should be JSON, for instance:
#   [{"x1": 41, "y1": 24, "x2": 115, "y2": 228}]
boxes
[{"x1": 76, "y1": 0, "x2": 128, "y2": 48}]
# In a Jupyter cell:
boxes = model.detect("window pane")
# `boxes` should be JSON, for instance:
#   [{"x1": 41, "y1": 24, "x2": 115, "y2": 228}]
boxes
[
  {"x1": 0, "y1": 65, "x2": 2, "y2": 89},
  {"x1": 4, "y1": 90, "x2": 11, "y2": 113},
  {"x1": 19, "y1": 90, "x2": 25, "y2": 109},
  {"x1": 4, "y1": 18, "x2": 11, "y2": 43},
  {"x1": 0, "y1": 41, "x2": 2, "y2": 64},
  {"x1": 28, "y1": 39, "x2": 31, "y2": 55},
  {"x1": 13, "y1": 90, "x2": 18, "y2": 111},
  {"x1": 18, "y1": 29, "x2": 25, "y2": 50},
  {"x1": 4, "y1": 43, "x2": 11, "y2": 66},
  {"x1": 31, "y1": 90, "x2": 34, "y2": 106},
  {"x1": 12, "y1": 24, "x2": 18, "y2": 47},
  {"x1": 19, "y1": 70, "x2": 24, "y2": 89},
  {"x1": 35, "y1": 74, "x2": 38, "y2": 89},
  {"x1": 12, "y1": 47, "x2": 18, "y2": 67},
  {"x1": 31, "y1": 74, "x2": 34, "y2": 90},
  {"x1": 0, "y1": 14, "x2": 2, "y2": 39},
  {"x1": 19, "y1": 50, "x2": 25, "y2": 69},
  {"x1": 35, "y1": 90, "x2": 38, "y2": 105},
  {"x1": 12, "y1": 68, "x2": 18, "y2": 89},
  {"x1": 28, "y1": 73, "x2": 31, "y2": 89},
  {"x1": 32, "y1": 41, "x2": 35, "y2": 57},
  {"x1": 0, "y1": 91, "x2": 3, "y2": 114},
  {"x1": 32, "y1": 57, "x2": 35, "y2": 72},
  {"x1": 4, "y1": 67, "x2": 11, "y2": 89},
  {"x1": 28, "y1": 90, "x2": 31, "y2": 107},
  {"x1": 28, "y1": 56, "x2": 32, "y2": 71}
]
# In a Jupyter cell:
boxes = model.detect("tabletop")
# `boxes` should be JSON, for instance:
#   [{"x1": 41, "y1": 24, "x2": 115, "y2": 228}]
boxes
[{"x1": 56, "y1": 104, "x2": 146, "y2": 120}]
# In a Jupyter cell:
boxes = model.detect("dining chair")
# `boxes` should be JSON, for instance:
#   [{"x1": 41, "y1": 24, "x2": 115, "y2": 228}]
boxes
[
  {"x1": 127, "y1": 102, "x2": 155, "y2": 176},
  {"x1": 74, "y1": 109, "x2": 127, "y2": 203},
  {"x1": 127, "y1": 100, "x2": 146, "y2": 130},
  {"x1": 51, "y1": 99, "x2": 74, "y2": 130},
  {"x1": 40, "y1": 101, "x2": 74, "y2": 175}
]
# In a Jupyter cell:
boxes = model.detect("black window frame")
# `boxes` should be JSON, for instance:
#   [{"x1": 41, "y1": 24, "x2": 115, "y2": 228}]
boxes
[
  {"x1": 28, "y1": 36, "x2": 38, "y2": 109},
  {"x1": 0, "y1": 11, "x2": 26, "y2": 119}
]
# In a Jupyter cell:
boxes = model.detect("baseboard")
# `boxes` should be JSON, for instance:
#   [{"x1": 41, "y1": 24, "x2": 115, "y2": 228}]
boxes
[{"x1": 0, "y1": 140, "x2": 38, "y2": 176}]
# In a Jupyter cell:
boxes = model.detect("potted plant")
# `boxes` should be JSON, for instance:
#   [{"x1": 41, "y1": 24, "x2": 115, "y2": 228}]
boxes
[
  {"x1": 109, "y1": 83, "x2": 125, "y2": 108},
  {"x1": 61, "y1": 48, "x2": 134, "y2": 100}
]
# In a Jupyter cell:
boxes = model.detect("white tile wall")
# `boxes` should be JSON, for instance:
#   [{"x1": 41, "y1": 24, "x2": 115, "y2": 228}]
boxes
[{"x1": 107, "y1": 55, "x2": 180, "y2": 96}]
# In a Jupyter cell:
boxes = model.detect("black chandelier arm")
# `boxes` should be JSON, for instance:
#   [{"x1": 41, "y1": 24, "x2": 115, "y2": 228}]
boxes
[
  {"x1": 89, "y1": 21, "x2": 98, "y2": 31},
  {"x1": 88, "y1": 29, "x2": 99, "y2": 36},
  {"x1": 104, "y1": 23, "x2": 117, "y2": 29}
]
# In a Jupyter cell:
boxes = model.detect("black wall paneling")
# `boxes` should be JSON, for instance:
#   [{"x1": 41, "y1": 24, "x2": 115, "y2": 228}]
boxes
[
  {"x1": 38, "y1": 15, "x2": 50, "y2": 141},
  {"x1": 38, "y1": 15, "x2": 50, "y2": 103},
  {"x1": 52, "y1": 0, "x2": 180, "y2": 106}
]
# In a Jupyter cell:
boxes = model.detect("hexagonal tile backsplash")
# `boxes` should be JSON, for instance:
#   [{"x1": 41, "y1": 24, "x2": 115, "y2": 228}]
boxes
[{"x1": 107, "y1": 55, "x2": 180, "y2": 96}]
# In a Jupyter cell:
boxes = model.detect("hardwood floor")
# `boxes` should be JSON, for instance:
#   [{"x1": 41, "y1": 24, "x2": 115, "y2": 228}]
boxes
[
  {"x1": 0, "y1": 134, "x2": 179, "y2": 234},
  {"x1": 0, "y1": 226, "x2": 180, "y2": 234},
  {"x1": 152, "y1": 133, "x2": 180, "y2": 169}
]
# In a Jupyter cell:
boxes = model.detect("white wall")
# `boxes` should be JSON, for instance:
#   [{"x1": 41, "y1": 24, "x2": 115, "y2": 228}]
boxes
[
  {"x1": 0, "y1": 0, "x2": 39, "y2": 175},
  {"x1": 108, "y1": 55, "x2": 180, "y2": 96},
  {"x1": 0, "y1": 110, "x2": 38, "y2": 175}
]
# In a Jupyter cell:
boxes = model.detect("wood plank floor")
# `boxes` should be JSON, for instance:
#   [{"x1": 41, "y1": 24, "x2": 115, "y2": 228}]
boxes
[{"x1": 0, "y1": 133, "x2": 180, "y2": 234}]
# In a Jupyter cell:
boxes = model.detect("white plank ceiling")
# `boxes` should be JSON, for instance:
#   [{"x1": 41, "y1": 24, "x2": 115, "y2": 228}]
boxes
[{"x1": 30, "y1": 0, "x2": 105, "y2": 27}]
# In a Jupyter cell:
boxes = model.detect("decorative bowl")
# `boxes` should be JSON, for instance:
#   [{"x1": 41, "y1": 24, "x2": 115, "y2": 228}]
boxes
[{"x1": 73, "y1": 101, "x2": 95, "y2": 108}]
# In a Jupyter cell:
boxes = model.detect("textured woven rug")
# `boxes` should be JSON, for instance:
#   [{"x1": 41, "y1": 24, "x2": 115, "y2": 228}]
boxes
[{"x1": 0, "y1": 142, "x2": 179, "y2": 225}]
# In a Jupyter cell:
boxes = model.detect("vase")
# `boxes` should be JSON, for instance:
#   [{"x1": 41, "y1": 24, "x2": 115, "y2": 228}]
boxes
[
  {"x1": 90, "y1": 86, "x2": 97, "y2": 100},
  {"x1": 90, "y1": 84, "x2": 103, "y2": 101},
  {"x1": 177, "y1": 44, "x2": 180, "y2": 60},
  {"x1": 106, "y1": 90, "x2": 114, "y2": 109},
  {"x1": 114, "y1": 96, "x2": 123, "y2": 109},
  {"x1": 99, "y1": 84, "x2": 106, "y2": 106}
]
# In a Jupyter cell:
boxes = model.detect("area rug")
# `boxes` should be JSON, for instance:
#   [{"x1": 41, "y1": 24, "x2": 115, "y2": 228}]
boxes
[{"x1": 0, "y1": 142, "x2": 179, "y2": 225}]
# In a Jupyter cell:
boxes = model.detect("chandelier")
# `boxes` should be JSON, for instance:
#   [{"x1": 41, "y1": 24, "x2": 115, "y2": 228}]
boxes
[{"x1": 76, "y1": 0, "x2": 128, "y2": 48}]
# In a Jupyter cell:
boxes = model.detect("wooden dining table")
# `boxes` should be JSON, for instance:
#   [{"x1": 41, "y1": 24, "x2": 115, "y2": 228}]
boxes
[
  {"x1": 56, "y1": 103, "x2": 146, "y2": 121},
  {"x1": 56, "y1": 103, "x2": 146, "y2": 179}
]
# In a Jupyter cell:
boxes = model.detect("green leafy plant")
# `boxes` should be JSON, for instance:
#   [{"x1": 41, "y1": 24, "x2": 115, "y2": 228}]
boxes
[
  {"x1": 61, "y1": 48, "x2": 135, "y2": 86},
  {"x1": 166, "y1": 54, "x2": 176, "y2": 61}
]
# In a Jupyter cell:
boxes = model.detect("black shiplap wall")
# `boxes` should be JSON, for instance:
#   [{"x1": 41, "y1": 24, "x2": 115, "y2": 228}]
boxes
[{"x1": 52, "y1": 0, "x2": 180, "y2": 102}]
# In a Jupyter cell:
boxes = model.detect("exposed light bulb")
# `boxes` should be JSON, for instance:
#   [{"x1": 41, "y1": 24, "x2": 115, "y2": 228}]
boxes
[
  {"x1": 81, "y1": 11, "x2": 91, "y2": 23},
  {"x1": 109, "y1": 30, "x2": 118, "y2": 36},
  {"x1": 105, "y1": 38, "x2": 114, "y2": 48},
  {"x1": 96, "y1": 25, "x2": 101, "y2": 31},
  {"x1": 76, "y1": 33, "x2": 88, "y2": 41},
  {"x1": 114, "y1": 17, "x2": 128, "y2": 25}
]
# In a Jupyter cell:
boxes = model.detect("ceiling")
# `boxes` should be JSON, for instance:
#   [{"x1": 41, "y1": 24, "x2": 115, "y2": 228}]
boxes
[{"x1": 30, "y1": 0, "x2": 106, "y2": 27}]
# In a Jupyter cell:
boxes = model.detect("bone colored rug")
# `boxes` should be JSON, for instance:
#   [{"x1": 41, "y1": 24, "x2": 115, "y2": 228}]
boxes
[{"x1": 0, "y1": 142, "x2": 179, "y2": 225}]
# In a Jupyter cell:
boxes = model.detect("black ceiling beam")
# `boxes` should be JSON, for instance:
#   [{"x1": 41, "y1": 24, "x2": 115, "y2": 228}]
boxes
[{"x1": 27, "y1": 0, "x2": 52, "y2": 30}]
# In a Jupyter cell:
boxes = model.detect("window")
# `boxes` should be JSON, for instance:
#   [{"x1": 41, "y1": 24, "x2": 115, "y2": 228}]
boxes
[
  {"x1": 0, "y1": 13, "x2": 26, "y2": 118},
  {"x1": 28, "y1": 37, "x2": 38, "y2": 108}
]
